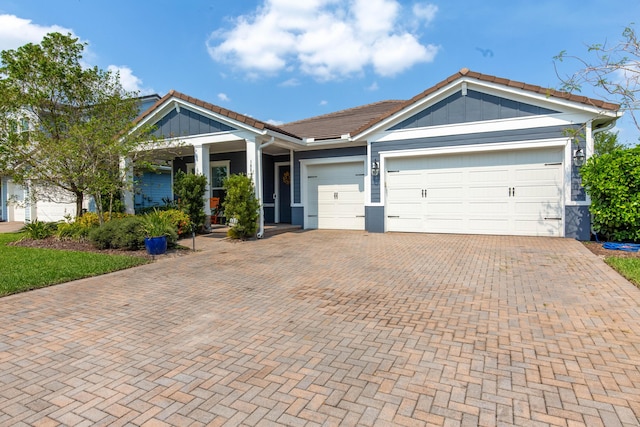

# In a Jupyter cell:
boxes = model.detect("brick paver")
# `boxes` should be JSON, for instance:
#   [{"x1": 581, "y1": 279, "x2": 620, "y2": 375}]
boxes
[{"x1": 1, "y1": 231, "x2": 639, "y2": 426}]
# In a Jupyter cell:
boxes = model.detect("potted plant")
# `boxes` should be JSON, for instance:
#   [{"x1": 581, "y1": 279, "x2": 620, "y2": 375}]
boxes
[{"x1": 140, "y1": 209, "x2": 175, "y2": 255}]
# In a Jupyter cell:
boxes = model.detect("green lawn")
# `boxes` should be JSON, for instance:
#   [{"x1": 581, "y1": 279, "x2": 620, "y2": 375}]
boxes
[
  {"x1": 0, "y1": 233, "x2": 149, "y2": 297},
  {"x1": 605, "y1": 257, "x2": 640, "y2": 287}
]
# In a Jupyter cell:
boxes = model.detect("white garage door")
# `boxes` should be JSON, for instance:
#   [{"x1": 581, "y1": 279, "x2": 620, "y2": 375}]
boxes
[
  {"x1": 386, "y1": 148, "x2": 564, "y2": 236},
  {"x1": 306, "y1": 162, "x2": 365, "y2": 230}
]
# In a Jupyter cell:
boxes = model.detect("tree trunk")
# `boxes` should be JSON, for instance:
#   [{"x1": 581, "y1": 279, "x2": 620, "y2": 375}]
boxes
[{"x1": 75, "y1": 192, "x2": 84, "y2": 218}]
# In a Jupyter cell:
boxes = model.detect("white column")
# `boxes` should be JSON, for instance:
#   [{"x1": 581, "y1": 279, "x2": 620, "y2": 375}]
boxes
[
  {"x1": 120, "y1": 156, "x2": 135, "y2": 215},
  {"x1": 194, "y1": 144, "x2": 211, "y2": 219},
  {"x1": 246, "y1": 138, "x2": 258, "y2": 198}
]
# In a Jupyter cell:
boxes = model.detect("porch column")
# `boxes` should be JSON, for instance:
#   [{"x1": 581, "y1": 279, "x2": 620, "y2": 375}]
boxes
[
  {"x1": 245, "y1": 138, "x2": 258, "y2": 197},
  {"x1": 120, "y1": 156, "x2": 135, "y2": 215},
  {"x1": 194, "y1": 144, "x2": 211, "y2": 225}
]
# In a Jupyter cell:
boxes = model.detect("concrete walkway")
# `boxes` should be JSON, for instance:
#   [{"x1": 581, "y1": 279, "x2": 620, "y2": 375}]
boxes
[{"x1": 1, "y1": 231, "x2": 639, "y2": 426}]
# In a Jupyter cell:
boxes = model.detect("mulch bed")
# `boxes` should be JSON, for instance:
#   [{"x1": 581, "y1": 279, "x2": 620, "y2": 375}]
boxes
[{"x1": 10, "y1": 237, "x2": 192, "y2": 259}]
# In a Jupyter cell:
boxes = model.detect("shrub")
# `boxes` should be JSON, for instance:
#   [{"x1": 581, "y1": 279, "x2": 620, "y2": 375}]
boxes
[
  {"x1": 21, "y1": 220, "x2": 58, "y2": 240},
  {"x1": 56, "y1": 221, "x2": 92, "y2": 241},
  {"x1": 173, "y1": 170, "x2": 207, "y2": 232},
  {"x1": 88, "y1": 216, "x2": 145, "y2": 250},
  {"x1": 158, "y1": 209, "x2": 191, "y2": 236},
  {"x1": 223, "y1": 174, "x2": 259, "y2": 240},
  {"x1": 140, "y1": 209, "x2": 178, "y2": 246},
  {"x1": 581, "y1": 145, "x2": 640, "y2": 241}
]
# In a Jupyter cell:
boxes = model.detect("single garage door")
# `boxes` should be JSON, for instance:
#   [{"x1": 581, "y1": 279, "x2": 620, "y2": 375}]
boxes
[
  {"x1": 386, "y1": 148, "x2": 564, "y2": 236},
  {"x1": 306, "y1": 162, "x2": 365, "y2": 230}
]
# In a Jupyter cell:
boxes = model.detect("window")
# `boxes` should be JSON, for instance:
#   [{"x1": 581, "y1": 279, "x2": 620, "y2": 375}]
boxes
[{"x1": 211, "y1": 161, "x2": 229, "y2": 191}]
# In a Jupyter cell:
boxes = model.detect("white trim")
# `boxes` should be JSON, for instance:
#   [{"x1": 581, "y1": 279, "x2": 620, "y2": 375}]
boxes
[
  {"x1": 210, "y1": 160, "x2": 230, "y2": 193},
  {"x1": 299, "y1": 156, "x2": 366, "y2": 229},
  {"x1": 355, "y1": 77, "x2": 619, "y2": 141},
  {"x1": 274, "y1": 161, "x2": 290, "y2": 223},
  {"x1": 370, "y1": 112, "x2": 591, "y2": 143}
]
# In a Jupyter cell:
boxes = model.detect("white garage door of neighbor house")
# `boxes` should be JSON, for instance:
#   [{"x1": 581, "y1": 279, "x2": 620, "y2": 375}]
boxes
[
  {"x1": 306, "y1": 162, "x2": 365, "y2": 230},
  {"x1": 386, "y1": 148, "x2": 564, "y2": 237}
]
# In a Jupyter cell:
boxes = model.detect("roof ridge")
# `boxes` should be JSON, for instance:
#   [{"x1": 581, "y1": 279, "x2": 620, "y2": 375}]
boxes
[{"x1": 282, "y1": 99, "x2": 405, "y2": 126}]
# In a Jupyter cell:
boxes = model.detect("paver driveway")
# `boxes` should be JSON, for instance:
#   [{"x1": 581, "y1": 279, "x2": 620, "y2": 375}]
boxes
[{"x1": 1, "y1": 231, "x2": 640, "y2": 426}]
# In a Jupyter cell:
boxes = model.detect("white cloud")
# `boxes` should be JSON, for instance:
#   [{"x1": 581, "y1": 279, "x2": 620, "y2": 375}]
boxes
[
  {"x1": 0, "y1": 14, "x2": 74, "y2": 51},
  {"x1": 266, "y1": 119, "x2": 284, "y2": 126},
  {"x1": 207, "y1": 0, "x2": 439, "y2": 81},
  {"x1": 366, "y1": 81, "x2": 379, "y2": 91},
  {"x1": 218, "y1": 93, "x2": 231, "y2": 102},
  {"x1": 413, "y1": 3, "x2": 438, "y2": 25},
  {"x1": 279, "y1": 78, "x2": 301, "y2": 87},
  {"x1": 107, "y1": 65, "x2": 154, "y2": 95},
  {"x1": 0, "y1": 14, "x2": 73, "y2": 50},
  {"x1": 319, "y1": 100, "x2": 328, "y2": 106}
]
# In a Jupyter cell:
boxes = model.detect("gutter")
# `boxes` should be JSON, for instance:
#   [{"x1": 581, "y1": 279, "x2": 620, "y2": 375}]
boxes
[{"x1": 256, "y1": 137, "x2": 276, "y2": 239}]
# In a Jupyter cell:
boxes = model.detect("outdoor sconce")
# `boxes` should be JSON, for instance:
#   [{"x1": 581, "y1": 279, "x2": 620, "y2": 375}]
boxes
[
  {"x1": 371, "y1": 159, "x2": 380, "y2": 176},
  {"x1": 573, "y1": 148, "x2": 585, "y2": 167}
]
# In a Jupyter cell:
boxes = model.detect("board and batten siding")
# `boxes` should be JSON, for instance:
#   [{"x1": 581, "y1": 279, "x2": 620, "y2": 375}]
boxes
[
  {"x1": 389, "y1": 90, "x2": 559, "y2": 130},
  {"x1": 152, "y1": 108, "x2": 235, "y2": 139}
]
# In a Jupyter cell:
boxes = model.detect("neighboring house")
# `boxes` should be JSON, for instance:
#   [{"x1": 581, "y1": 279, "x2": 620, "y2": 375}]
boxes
[
  {"x1": 125, "y1": 69, "x2": 620, "y2": 240},
  {"x1": 1, "y1": 94, "x2": 162, "y2": 223}
]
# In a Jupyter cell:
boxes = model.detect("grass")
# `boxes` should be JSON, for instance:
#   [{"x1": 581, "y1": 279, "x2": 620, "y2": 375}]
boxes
[
  {"x1": 0, "y1": 233, "x2": 149, "y2": 297},
  {"x1": 605, "y1": 257, "x2": 640, "y2": 287}
]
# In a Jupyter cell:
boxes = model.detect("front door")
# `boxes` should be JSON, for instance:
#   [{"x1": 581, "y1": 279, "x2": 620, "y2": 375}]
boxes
[{"x1": 278, "y1": 165, "x2": 291, "y2": 223}]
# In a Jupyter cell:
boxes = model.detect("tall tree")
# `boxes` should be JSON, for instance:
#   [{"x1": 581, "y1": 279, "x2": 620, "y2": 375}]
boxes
[
  {"x1": 594, "y1": 130, "x2": 624, "y2": 156},
  {"x1": 555, "y1": 25, "x2": 639, "y2": 132},
  {"x1": 0, "y1": 32, "x2": 155, "y2": 219}
]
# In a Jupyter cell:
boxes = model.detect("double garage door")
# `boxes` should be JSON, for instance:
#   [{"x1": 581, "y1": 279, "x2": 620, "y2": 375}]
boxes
[
  {"x1": 386, "y1": 148, "x2": 564, "y2": 237},
  {"x1": 306, "y1": 162, "x2": 365, "y2": 230}
]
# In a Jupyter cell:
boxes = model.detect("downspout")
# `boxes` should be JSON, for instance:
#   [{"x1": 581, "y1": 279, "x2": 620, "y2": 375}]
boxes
[{"x1": 256, "y1": 137, "x2": 276, "y2": 239}]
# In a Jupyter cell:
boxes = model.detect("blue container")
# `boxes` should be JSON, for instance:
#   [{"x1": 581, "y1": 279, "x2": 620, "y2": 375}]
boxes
[{"x1": 144, "y1": 236, "x2": 167, "y2": 255}]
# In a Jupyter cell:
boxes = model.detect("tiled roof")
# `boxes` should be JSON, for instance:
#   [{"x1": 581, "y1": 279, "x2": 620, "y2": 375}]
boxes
[
  {"x1": 134, "y1": 90, "x2": 300, "y2": 139},
  {"x1": 279, "y1": 100, "x2": 405, "y2": 140},
  {"x1": 349, "y1": 68, "x2": 621, "y2": 137},
  {"x1": 135, "y1": 70, "x2": 620, "y2": 143}
]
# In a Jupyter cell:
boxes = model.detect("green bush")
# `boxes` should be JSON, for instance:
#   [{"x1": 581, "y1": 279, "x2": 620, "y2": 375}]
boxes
[
  {"x1": 223, "y1": 174, "x2": 259, "y2": 240},
  {"x1": 581, "y1": 145, "x2": 640, "y2": 241},
  {"x1": 140, "y1": 209, "x2": 178, "y2": 246},
  {"x1": 88, "y1": 216, "x2": 145, "y2": 250},
  {"x1": 21, "y1": 220, "x2": 58, "y2": 240},
  {"x1": 56, "y1": 220, "x2": 93, "y2": 241},
  {"x1": 173, "y1": 170, "x2": 207, "y2": 232},
  {"x1": 158, "y1": 209, "x2": 191, "y2": 236}
]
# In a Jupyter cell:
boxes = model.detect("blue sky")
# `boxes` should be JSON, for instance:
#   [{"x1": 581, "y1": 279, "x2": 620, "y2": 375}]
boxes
[{"x1": 1, "y1": 0, "x2": 638, "y2": 143}]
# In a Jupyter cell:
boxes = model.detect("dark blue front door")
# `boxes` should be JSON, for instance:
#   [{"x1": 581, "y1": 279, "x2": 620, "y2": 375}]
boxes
[{"x1": 278, "y1": 165, "x2": 291, "y2": 223}]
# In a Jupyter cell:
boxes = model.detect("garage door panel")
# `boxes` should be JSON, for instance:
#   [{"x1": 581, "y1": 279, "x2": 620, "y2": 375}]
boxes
[
  {"x1": 307, "y1": 162, "x2": 365, "y2": 230},
  {"x1": 428, "y1": 187, "x2": 464, "y2": 198},
  {"x1": 424, "y1": 217, "x2": 464, "y2": 233},
  {"x1": 469, "y1": 218, "x2": 510, "y2": 234},
  {"x1": 426, "y1": 170, "x2": 463, "y2": 184},
  {"x1": 386, "y1": 148, "x2": 564, "y2": 237},
  {"x1": 469, "y1": 168, "x2": 509, "y2": 183}
]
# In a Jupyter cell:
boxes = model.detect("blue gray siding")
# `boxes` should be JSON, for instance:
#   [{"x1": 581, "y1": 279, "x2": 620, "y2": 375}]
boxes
[
  {"x1": 153, "y1": 108, "x2": 235, "y2": 139},
  {"x1": 293, "y1": 147, "x2": 366, "y2": 203},
  {"x1": 389, "y1": 90, "x2": 559, "y2": 130},
  {"x1": 371, "y1": 125, "x2": 574, "y2": 203},
  {"x1": 565, "y1": 205, "x2": 591, "y2": 240},
  {"x1": 291, "y1": 206, "x2": 304, "y2": 227},
  {"x1": 365, "y1": 206, "x2": 384, "y2": 233},
  {"x1": 134, "y1": 171, "x2": 172, "y2": 211}
]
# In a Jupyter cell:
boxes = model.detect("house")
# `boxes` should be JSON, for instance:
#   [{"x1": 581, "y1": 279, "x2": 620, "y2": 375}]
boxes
[
  {"x1": 125, "y1": 69, "x2": 620, "y2": 240},
  {"x1": 0, "y1": 94, "x2": 162, "y2": 223}
]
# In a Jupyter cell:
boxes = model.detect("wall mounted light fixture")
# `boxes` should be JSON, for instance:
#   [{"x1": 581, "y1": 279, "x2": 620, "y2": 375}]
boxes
[
  {"x1": 573, "y1": 148, "x2": 585, "y2": 166},
  {"x1": 371, "y1": 159, "x2": 380, "y2": 176}
]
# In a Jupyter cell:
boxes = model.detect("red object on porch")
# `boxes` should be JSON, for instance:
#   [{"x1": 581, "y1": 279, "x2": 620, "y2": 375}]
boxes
[{"x1": 210, "y1": 197, "x2": 220, "y2": 224}]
